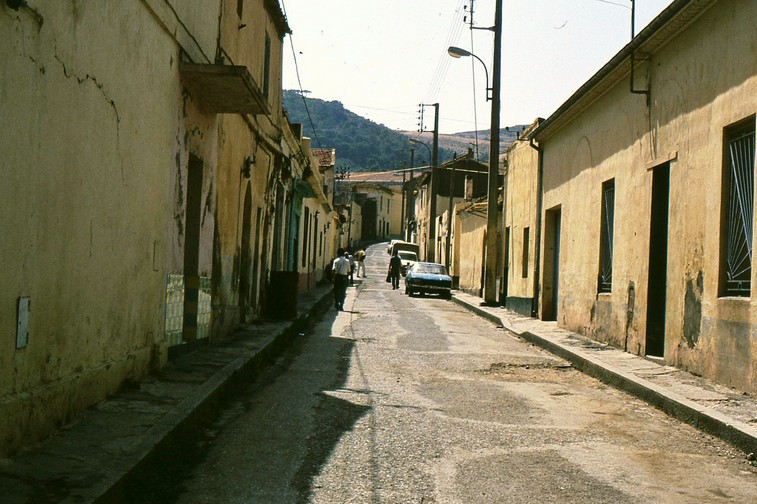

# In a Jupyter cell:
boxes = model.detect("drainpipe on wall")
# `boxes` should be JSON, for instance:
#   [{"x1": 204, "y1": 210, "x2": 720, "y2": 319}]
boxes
[
  {"x1": 288, "y1": 178, "x2": 297, "y2": 272},
  {"x1": 630, "y1": 0, "x2": 651, "y2": 104},
  {"x1": 529, "y1": 137, "x2": 543, "y2": 319}
]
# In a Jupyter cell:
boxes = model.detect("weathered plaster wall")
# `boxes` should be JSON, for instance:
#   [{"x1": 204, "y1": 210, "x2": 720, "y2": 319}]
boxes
[
  {"x1": 211, "y1": 114, "x2": 256, "y2": 332},
  {"x1": 388, "y1": 186, "x2": 403, "y2": 238},
  {"x1": 539, "y1": 0, "x2": 756, "y2": 391},
  {"x1": 208, "y1": 0, "x2": 289, "y2": 326},
  {"x1": 504, "y1": 139, "x2": 540, "y2": 305},
  {"x1": 350, "y1": 200, "x2": 363, "y2": 246},
  {"x1": 0, "y1": 1, "x2": 215, "y2": 455},
  {"x1": 457, "y1": 211, "x2": 487, "y2": 295}
]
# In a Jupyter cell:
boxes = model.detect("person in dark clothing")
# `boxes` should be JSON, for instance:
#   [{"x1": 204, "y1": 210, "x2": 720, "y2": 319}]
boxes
[{"x1": 388, "y1": 250, "x2": 402, "y2": 290}]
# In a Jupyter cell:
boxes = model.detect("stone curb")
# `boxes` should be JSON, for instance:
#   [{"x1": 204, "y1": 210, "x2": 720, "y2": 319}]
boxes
[
  {"x1": 451, "y1": 295, "x2": 757, "y2": 454},
  {"x1": 93, "y1": 288, "x2": 334, "y2": 503}
]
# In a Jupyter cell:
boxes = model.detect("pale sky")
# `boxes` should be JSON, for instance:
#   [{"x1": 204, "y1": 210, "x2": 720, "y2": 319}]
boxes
[{"x1": 280, "y1": 0, "x2": 671, "y2": 134}]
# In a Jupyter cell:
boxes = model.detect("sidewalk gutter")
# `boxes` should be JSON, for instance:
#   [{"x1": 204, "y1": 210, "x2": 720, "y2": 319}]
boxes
[
  {"x1": 451, "y1": 294, "x2": 757, "y2": 455},
  {"x1": 0, "y1": 285, "x2": 334, "y2": 504},
  {"x1": 96, "y1": 286, "x2": 334, "y2": 503}
]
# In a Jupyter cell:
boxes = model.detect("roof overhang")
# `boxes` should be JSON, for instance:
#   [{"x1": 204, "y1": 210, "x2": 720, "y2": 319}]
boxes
[
  {"x1": 179, "y1": 63, "x2": 271, "y2": 115},
  {"x1": 294, "y1": 178, "x2": 316, "y2": 198},
  {"x1": 530, "y1": 0, "x2": 716, "y2": 142}
]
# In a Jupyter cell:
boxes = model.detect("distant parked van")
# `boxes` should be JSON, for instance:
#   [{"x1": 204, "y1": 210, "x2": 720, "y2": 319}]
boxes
[
  {"x1": 387, "y1": 239, "x2": 403, "y2": 254},
  {"x1": 389, "y1": 240, "x2": 420, "y2": 258}
]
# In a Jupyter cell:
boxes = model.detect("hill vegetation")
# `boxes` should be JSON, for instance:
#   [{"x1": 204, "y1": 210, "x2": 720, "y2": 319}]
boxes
[{"x1": 283, "y1": 90, "x2": 527, "y2": 171}]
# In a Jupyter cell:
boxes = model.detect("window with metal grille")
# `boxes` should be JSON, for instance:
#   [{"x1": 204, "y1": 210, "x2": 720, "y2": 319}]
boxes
[
  {"x1": 598, "y1": 179, "x2": 615, "y2": 293},
  {"x1": 722, "y1": 120, "x2": 756, "y2": 296}
]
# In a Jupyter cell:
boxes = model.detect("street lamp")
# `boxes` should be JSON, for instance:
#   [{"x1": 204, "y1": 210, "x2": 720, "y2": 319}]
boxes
[
  {"x1": 447, "y1": 46, "x2": 492, "y2": 101},
  {"x1": 448, "y1": 0, "x2": 502, "y2": 305},
  {"x1": 408, "y1": 138, "x2": 432, "y2": 165}
]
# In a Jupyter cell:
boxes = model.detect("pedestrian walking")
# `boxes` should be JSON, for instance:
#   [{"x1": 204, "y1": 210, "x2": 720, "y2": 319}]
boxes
[
  {"x1": 347, "y1": 250, "x2": 355, "y2": 286},
  {"x1": 355, "y1": 249, "x2": 366, "y2": 277},
  {"x1": 331, "y1": 248, "x2": 351, "y2": 310},
  {"x1": 388, "y1": 250, "x2": 402, "y2": 290}
]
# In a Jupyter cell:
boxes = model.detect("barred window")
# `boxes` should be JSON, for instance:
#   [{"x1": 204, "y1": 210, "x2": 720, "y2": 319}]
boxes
[
  {"x1": 598, "y1": 179, "x2": 615, "y2": 293},
  {"x1": 722, "y1": 121, "x2": 756, "y2": 296}
]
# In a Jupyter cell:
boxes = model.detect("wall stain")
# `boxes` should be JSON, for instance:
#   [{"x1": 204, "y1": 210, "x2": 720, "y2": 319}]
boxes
[
  {"x1": 211, "y1": 222, "x2": 224, "y2": 339},
  {"x1": 201, "y1": 179, "x2": 214, "y2": 227},
  {"x1": 174, "y1": 152, "x2": 184, "y2": 239},
  {"x1": 683, "y1": 270, "x2": 703, "y2": 348},
  {"x1": 625, "y1": 281, "x2": 635, "y2": 352}
]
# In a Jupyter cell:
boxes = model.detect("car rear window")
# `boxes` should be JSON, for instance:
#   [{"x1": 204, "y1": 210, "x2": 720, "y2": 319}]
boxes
[{"x1": 415, "y1": 264, "x2": 447, "y2": 275}]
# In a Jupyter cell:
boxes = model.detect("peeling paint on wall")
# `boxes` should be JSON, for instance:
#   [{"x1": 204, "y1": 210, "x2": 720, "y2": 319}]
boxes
[
  {"x1": 202, "y1": 179, "x2": 214, "y2": 227},
  {"x1": 683, "y1": 270, "x2": 703, "y2": 349},
  {"x1": 174, "y1": 152, "x2": 184, "y2": 239}
]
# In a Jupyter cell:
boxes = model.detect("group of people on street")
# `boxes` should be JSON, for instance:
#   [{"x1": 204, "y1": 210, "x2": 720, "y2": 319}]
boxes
[
  {"x1": 332, "y1": 246, "x2": 406, "y2": 310},
  {"x1": 331, "y1": 247, "x2": 368, "y2": 310},
  {"x1": 331, "y1": 247, "x2": 402, "y2": 311}
]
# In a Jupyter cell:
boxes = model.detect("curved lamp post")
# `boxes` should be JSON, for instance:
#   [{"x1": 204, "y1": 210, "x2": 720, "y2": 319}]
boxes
[
  {"x1": 447, "y1": 46, "x2": 492, "y2": 101},
  {"x1": 408, "y1": 138, "x2": 432, "y2": 164},
  {"x1": 447, "y1": 0, "x2": 502, "y2": 305}
]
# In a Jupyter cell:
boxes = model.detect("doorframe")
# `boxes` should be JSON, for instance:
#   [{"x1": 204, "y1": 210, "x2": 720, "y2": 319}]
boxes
[
  {"x1": 542, "y1": 206, "x2": 561, "y2": 321},
  {"x1": 645, "y1": 162, "x2": 670, "y2": 357}
]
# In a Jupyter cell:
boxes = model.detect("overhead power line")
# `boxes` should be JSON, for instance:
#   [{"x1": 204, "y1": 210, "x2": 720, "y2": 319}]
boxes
[{"x1": 280, "y1": 0, "x2": 323, "y2": 150}]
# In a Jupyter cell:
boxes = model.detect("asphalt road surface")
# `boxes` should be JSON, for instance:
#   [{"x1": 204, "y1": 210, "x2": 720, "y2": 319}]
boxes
[{"x1": 130, "y1": 243, "x2": 757, "y2": 503}]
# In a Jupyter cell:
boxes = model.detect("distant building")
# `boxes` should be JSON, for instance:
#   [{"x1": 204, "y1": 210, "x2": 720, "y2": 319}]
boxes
[
  {"x1": 500, "y1": 119, "x2": 543, "y2": 315},
  {"x1": 412, "y1": 152, "x2": 490, "y2": 263}
]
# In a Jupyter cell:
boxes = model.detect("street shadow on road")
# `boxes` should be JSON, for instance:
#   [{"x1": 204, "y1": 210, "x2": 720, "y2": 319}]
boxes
[
  {"x1": 289, "y1": 309, "x2": 371, "y2": 502},
  {"x1": 120, "y1": 301, "x2": 371, "y2": 503}
]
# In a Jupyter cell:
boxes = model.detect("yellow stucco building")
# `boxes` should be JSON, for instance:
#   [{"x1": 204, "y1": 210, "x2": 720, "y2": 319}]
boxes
[
  {"x1": 0, "y1": 0, "x2": 335, "y2": 456},
  {"x1": 527, "y1": 0, "x2": 756, "y2": 392}
]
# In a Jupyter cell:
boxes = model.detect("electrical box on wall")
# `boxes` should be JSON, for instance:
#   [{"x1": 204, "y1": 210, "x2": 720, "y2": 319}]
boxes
[{"x1": 17, "y1": 297, "x2": 30, "y2": 348}]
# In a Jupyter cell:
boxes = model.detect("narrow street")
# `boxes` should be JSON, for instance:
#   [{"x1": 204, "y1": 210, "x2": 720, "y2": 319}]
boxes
[{"x1": 131, "y1": 244, "x2": 756, "y2": 503}]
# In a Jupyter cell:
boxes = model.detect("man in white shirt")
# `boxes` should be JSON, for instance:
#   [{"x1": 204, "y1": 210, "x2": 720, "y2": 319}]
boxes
[{"x1": 332, "y1": 248, "x2": 351, "y2": 311}]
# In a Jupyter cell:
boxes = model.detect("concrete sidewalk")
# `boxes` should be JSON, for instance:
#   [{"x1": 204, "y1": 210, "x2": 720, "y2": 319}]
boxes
[
  {"x1": 0, "y1": 283, "x2": 335, "y2": 504},
  {"x1": 451, "y1": 290, "x2": 757, "y2": 456}
]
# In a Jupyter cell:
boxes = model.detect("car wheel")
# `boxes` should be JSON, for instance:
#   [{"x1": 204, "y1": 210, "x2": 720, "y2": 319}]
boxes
[{"x1": 442, "y1": 291, "x2": 452, "y2": 300}]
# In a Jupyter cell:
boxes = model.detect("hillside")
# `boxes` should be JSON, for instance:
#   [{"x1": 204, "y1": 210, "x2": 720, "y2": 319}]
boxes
[{"x1": 283, "y1": 90, "x2": 526, "y2": 171}]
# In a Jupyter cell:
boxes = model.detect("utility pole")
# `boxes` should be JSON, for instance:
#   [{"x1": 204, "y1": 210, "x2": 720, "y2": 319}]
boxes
[
  {"x1": 426, "y1": 103, "x2": 440, "y2": 262},
  {"x1": 446, "y1": 153, "x2": 457, "y2": 270},
  {"x1": 400, "y1": 164, "x2": 406, "y2": 239},
  {"x1": 334, "y1": 166, "x2": 350, "y2": 248},
  {"x1": 484, "y1": 0, "x2": 502, "y2": 304},
  {"x1": 407, "y1": 147, "x2": 415, "y2": 242}
]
